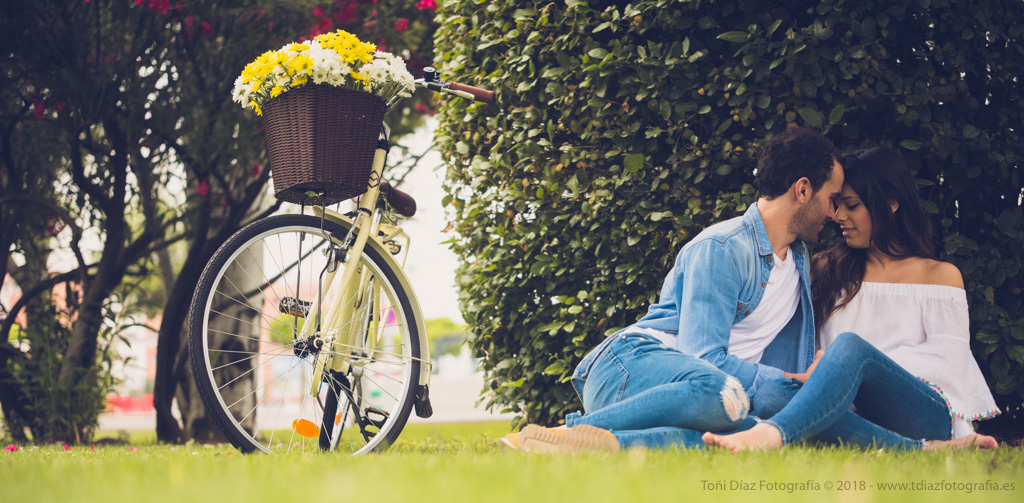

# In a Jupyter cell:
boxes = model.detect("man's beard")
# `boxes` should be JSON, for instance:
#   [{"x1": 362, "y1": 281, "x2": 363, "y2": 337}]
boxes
[{"x1": 790, "y1": 202, "x2": 824, "y2": 244}]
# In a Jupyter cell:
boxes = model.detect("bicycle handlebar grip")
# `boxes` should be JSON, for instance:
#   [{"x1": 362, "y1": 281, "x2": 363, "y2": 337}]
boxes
[{"x1": 448, "y1": 83, "x2": 495, "y2": 104}]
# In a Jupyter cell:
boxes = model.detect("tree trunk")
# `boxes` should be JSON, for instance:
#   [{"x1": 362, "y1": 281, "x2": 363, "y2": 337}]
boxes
[{"x1": 184, "y1": 238, "x2": 264, "y2": 442}]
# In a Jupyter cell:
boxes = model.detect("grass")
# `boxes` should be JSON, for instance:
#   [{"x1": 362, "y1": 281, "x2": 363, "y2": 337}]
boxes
[{"x1": 3, "y1": 421, "x2": 1023, "y2": 503}]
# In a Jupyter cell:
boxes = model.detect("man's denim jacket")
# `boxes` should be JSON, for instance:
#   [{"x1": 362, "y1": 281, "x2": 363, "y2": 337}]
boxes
[{"x1": 629, "y1": 202, "x2": 816, "y2": 400}]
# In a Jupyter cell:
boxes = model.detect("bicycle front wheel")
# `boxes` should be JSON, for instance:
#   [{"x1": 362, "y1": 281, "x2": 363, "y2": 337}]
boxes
[{"x1": 187, "y1": 214, "x2": 422, "y2": 454}]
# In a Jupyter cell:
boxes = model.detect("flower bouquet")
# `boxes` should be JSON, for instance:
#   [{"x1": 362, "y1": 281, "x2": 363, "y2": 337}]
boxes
[{"x1": 232, "y1": 30, "x2": 416, "y2": 205}]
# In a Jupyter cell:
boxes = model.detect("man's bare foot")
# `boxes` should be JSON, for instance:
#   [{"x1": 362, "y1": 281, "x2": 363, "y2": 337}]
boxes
[
  {"x1": 922, "y1": 433, "x2": 998, "y2": 451},
  {"x1": 702, "y1": 423, "x2": 784, "y2": 453}
]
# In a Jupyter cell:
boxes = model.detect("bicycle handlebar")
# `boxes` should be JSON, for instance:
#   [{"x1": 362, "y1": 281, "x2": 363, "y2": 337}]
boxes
[
  {"x1": 415, "y1": 67, "x2": 494, "y2": 104},
  {"x1": 447, "y1": 83, "x2": 495, "y2": 104}
]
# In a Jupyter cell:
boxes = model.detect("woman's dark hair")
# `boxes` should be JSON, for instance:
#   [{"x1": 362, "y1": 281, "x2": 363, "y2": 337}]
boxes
[
  {"x1": 754, "y1": 126, "x2": 839, "y2": 199},
  {"x1": 812, "y1": 146, "x2": 936, "y2": 329}
]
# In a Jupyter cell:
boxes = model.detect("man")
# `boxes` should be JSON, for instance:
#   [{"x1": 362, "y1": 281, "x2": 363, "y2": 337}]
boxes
[{"x1": 504, "y1": 126, "x2": 843, "y2": 452}]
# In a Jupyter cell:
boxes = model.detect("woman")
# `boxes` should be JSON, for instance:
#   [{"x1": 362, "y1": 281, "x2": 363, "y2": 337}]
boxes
[{"x1": 703, "y1": 146, "x2": 1000, "y2": 451}]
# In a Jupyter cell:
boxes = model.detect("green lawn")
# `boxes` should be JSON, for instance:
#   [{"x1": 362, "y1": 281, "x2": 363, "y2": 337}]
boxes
[{"x1": 3, "y1": 421, "x2": 1022, "y2": 503}]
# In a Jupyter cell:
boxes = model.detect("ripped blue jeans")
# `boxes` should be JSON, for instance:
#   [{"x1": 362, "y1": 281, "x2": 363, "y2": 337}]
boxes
[
  {"x1": 565, "y1": 332, "x2": 754, "y2": 449},
  {"x1": 760, "y1": 332, "x2": 952, "y2": 449}
]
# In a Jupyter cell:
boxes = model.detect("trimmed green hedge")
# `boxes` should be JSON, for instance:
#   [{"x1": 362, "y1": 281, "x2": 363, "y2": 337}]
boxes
[{"x1": 434, "y1": 0, "x2": 1024, "y2": 428}]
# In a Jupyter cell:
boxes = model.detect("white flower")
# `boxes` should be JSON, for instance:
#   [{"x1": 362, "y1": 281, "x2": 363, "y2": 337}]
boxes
[
  {"x1": 232, "y1": 76, "x2": 250, "y2": 105},
  {"x1": 326, "y1": 72, "x2": 346, "y2": 87}
]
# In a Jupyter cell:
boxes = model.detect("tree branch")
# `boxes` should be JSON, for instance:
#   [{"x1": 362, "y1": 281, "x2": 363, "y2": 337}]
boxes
[
  {"x1": 0, "y1": 194, "x2": 90, "y2": 287},
  {"x1": 0, "y1": 268, "x2": 92, "y2": 344}
]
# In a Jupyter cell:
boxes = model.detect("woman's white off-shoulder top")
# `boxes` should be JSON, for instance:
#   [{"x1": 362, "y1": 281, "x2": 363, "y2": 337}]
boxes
[{"x1": 819, "y1": 282, "x2": 1000, "y2": 439}]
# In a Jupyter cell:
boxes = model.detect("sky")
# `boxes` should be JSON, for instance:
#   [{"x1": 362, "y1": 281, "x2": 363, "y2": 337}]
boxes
[{"x1": 381, "y1": 119, "x2": 464, "y2": 323}]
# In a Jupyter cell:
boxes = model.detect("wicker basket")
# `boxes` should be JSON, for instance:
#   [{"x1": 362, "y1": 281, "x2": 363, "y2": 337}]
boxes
[{"x1": 262, "y1": 86, "x2": 386, "y2": 205}]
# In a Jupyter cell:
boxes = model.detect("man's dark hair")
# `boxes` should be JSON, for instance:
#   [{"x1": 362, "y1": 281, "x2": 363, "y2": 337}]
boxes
[{"x1": 754, "y1": 127, "x2": 839, "y2": 199}]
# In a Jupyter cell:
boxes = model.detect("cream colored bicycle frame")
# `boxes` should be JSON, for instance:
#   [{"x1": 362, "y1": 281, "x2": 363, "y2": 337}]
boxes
[{"x1": 296, "y1": 146, "x2": 431, "y2": 397}]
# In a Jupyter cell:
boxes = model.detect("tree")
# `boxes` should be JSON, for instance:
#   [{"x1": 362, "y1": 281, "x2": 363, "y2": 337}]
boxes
[{"x1": 434, "y1": 0, "x2": 1024, "y2": 429}]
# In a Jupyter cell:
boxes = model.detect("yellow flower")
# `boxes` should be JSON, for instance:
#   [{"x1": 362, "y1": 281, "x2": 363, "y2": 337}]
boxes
[
  {"x1": 271, "y1": 86, "x2": 284, "y2": 98},
  {"x1": 286, "y1": 54, "x2": 313, "y2": 75}
]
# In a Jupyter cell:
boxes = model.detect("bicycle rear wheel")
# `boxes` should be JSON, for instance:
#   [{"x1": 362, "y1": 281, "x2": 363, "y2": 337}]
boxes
[{"x1": 188, "y1": 214, "x2": 421, "y2": 454}]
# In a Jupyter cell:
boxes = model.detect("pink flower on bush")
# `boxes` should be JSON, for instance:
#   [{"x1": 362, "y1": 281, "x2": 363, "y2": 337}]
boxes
[
  {"x1": 151, "y1": 0, "x2": 171, "y2": 15},
  {"x1": 394, "y1": 18, "x2": 409, "y2": 33},
  {"x1": 33, "y1": 100, "x2": 45, "y2": 120},
  {"x1": 200, "y1": 21, "x2": 213, "y2": 37},
  {"x1": 251, "y1": 162, "x2": 262, "y2": 177},
  {"x1": 185, "y1": 16, "x2": 194, "y2": 26},
  {"x1": 5, "y1": 444, "x2": 17, "y2": 452},
  {"x1": 333, "y1": 3, "x2": 359, "y2": 24},
  {"x1": 313, "y1": 5, "x2": 323, "y2": 17},
  {"x1": 196, "y1": 180, "x2": 209, "y2": 197},
  {"x1": 415, "y1": 0, "x2": 437, "y2": 11},
  {"x1": 62, "y1": 443, "x2": 70, "y2": 451}
]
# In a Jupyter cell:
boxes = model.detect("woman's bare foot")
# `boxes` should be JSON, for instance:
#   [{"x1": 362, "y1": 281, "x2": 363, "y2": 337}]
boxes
[
  {"x1": 922, "y1": 433, "x2": 998, "y2": 450},
  {"x1": 702, "y1": 423, "x2": 784, "y2": 453}
]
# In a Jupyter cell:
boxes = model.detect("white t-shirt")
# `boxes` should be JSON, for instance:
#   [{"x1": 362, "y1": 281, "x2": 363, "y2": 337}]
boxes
[{"x1": 728, "y1": 252, "x2": 801, "y2": 363}]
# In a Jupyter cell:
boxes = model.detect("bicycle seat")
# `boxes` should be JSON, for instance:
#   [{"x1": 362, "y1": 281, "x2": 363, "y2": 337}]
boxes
[{"x1": 380, "y1": 180, "x2": 416, "y2": 218}]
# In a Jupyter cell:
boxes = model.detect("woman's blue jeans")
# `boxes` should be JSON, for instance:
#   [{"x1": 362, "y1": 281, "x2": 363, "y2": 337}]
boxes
[
  {"x1": 762, "y1": 332, "x2": 952, "y2": 449},
  {"x1": 565, "y1": 333, "x2": 753, "y2": 449}
]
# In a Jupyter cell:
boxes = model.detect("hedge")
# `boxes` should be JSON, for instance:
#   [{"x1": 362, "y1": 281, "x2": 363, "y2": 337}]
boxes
[{"x1": 433, "y1": 0, "x2": 1024, "y2": 429}]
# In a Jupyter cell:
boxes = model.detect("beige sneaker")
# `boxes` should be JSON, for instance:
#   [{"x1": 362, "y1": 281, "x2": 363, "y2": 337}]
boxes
[
  {"x1": 519, "y1": 424, "x2": 620, "y2": 453},
  {"x1": 498, "y1": 431, "x2": 521, "y2": 450}
]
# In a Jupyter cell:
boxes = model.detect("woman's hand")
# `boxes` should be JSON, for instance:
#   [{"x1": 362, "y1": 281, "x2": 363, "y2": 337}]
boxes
[{"x1": 784, "y1": 349, "x2": 825, "y2": 383}]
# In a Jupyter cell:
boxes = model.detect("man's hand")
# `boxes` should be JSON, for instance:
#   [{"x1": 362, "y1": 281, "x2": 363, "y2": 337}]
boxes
[{"x1": 784, "y1": 349, "x2": 824, "y2": 383}]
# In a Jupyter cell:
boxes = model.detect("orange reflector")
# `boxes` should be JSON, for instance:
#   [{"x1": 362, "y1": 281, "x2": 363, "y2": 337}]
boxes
[
  {"x1": 335, "y1": 413, "x2": 342, "y2": 426},
  {"x1": 292, "y1": 419, "x2": 319, "y2": 438}
]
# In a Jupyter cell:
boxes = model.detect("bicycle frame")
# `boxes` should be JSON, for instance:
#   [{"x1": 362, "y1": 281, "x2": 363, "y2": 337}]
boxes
[{"x1": 296, "y1": 143, "x2": 432, "y2": 399}]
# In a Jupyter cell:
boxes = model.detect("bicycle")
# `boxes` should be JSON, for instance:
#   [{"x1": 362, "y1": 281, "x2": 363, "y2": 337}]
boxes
[{"x1": 187, "y1": 68, "x2": 494, "y2": 454}]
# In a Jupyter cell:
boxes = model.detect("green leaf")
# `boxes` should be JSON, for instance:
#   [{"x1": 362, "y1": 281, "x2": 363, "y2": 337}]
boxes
[
  {"x1": 976, "y1": 331, "x2": 1000, "y2": 344},
  {"x1": 717, "y1": 31, "x2": 749, "y2": 43},
  {"x1": 624, "y1": 153, "x2": 645, "y2": 173},
  {"x1": 543, "y1": 361, "x2": 566, "y2": 375},
  {"x1": 899, "y1": 139, "x2": 923, "y2": 151},
  {"x1": 797, "y1": 108, "x2": 822, "y2": 128},
  {"x1": 963, "y1": 125, "x2": 981, "y2": 139},
  {"x1": 588, "y1": 48, "x2": 609, "y2": 59},
  {"x1": 997, "y1": 208, "x2": 1020, "y2": 235},
  {"x1": 1006, "y1": 344, "x2": 1024, "y2": 364},
  {"x1": 828, "y1": 104, "x2": 847, "y2": 125},
  {"x1": 991, "y1": 352, "x2": 1009, "y2": 380},
  {"x1": 495, "y1": 358, "x2": 515, "y2": 370}
]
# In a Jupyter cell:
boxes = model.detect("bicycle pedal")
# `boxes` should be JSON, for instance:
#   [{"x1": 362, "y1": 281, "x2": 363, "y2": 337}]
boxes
[
  {"x1": 364, "y1": 406, "x2": 389, "y2": 428},
  {"x1": 279, "y1": 297, "x2": 311, "y2": 318}
]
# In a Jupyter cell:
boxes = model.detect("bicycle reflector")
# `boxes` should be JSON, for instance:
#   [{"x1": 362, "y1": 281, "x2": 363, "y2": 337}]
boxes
[
  {"x1": 292, "y1": 418, "x2": 320, "y2": 438},
  {"x1": 279, "y1": 297, "x2": 312, "y2": 318}
]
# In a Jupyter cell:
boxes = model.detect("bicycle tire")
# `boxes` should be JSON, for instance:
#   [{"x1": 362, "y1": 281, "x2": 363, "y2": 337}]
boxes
[{"x1": 188, "y1": 214, "x2": 421, "y2": 454}]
